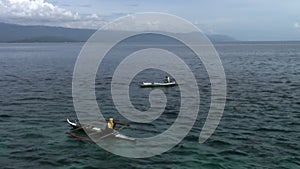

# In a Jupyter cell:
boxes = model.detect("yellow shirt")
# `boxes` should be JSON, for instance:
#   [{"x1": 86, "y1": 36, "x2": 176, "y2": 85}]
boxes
[{"x1": 107, "y1": 121, "x2": 114, "y2": 129}]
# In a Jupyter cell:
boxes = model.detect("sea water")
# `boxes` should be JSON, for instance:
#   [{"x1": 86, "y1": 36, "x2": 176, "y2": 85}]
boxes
[{"x1": 0, "y1": 42, "x2": 299, "y2": 168}]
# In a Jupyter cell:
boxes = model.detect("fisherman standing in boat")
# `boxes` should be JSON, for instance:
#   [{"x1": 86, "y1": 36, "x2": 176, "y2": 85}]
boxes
[{"x1": 164, "y1": 76, "x2": 171, "y2": 83}]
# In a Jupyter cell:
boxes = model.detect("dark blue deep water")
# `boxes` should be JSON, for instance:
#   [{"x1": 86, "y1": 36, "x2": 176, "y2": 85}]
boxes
[{"x1": 0, "y1": 42, "x2": 299, "y2": 168}]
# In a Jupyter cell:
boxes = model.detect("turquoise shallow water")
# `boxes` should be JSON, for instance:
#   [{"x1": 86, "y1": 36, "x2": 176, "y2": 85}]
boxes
[{"x1": 0, "y1": 42, "x2": 299, "y2": 168}]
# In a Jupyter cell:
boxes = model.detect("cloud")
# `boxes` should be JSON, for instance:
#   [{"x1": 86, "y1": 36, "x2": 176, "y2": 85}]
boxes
[
  {"x1": 0, "y1": 0, "x2": 105, "y2": 29},
  {"x1": 294, "y1": 22, "x2": 300, "y2": 28},
  {"x1": 102, "y1": 13, "x2": 197, "y2": 33}
]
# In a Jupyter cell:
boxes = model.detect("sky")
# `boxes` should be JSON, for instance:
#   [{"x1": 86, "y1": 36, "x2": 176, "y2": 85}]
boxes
[{"x1": 0, "y1": 0, "x2": 300, "y2": 41}]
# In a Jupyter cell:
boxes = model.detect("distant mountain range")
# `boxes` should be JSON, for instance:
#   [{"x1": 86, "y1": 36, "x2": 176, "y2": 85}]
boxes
[{"x1": 0, "y1": 22, "x2": 237, "y2": 43}]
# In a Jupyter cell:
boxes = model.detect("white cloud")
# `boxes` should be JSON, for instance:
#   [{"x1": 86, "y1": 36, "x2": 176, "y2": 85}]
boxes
[
  {"x1": 294, "y1": 22, "x2": 300, "y2": 28},
  {"x1": 0, "y1": 0, "x2": 105, "y2": 29},
  {"x1": 102, "y1": 13, "x2": 198, "y2": 33}
]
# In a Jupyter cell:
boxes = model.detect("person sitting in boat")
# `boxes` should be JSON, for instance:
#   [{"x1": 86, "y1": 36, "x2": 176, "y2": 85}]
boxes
[
  {"x1": 164, "y1": 76, "x2": 171, "y2": 83},
  {"x1": 106, "y1": 117, "x2": 129, "y2": 130},
  {"x1": 106, "y1": 117, "x2": 116, "y2": 129}
]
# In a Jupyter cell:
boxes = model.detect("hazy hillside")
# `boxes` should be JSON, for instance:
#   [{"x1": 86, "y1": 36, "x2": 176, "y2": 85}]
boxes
[
  {"x1": 0, "y1": 22, "x2": 237, "y2": 42},
  {"x1": 206, "y1": 34, "x2": 237, "y2": 42},
  {"x1": 0, "y1": 22, "x2": 94, "y2": 42}
]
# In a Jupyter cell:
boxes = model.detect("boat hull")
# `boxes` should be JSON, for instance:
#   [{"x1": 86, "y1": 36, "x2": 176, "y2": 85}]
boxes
[
  {"x1": 66, "y1": 119, "x2": 135, "y2": 141},
  {"x1": 140, "y1": 81, "x2": 177, "y2": 87}
]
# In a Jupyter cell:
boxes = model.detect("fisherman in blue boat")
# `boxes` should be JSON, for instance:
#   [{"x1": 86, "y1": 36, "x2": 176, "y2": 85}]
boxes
[{"x1": 164, "y1": 76, "x2": 171, "y2": 83}]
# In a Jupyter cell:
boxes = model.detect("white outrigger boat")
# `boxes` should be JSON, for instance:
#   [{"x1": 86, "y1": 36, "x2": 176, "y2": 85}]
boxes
[
  {"x1": 140, "y1": 81, "x2": 177, "y2": 87},
  {"x1": 66, "y1": 118, "x2": 135, "y2": 141}
]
